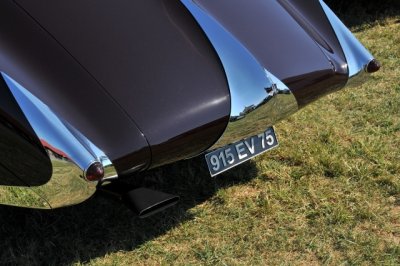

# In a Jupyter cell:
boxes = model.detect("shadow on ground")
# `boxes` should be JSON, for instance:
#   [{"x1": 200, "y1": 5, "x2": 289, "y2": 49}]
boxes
[
  {"x1": 0, "y1": 156, "x2": 259, "y2": 265},
  {"x1": 325, "y1": 0, "x2": 400, "y2": 27}
]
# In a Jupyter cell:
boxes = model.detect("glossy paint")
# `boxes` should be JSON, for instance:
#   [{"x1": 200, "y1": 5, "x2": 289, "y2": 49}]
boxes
[
  {"x1": 192, "y1": 0, "x2": 349, "y2": 107},
  {"x1": 0, "y1": 0, "x2": 379, "y2": 209},
  {"x1": 0, "y1": 1, "x2": 151, "y2": 174},
  {"x1": 1, "y1": 73, "x2": 118, "y2": 208},
  {"x1": 0, "y1": 70, "x2": 119, "y2": 208},
  {"x1": 3, "y1": 73, "x2": 100, "y2": 176},
  {"x1": 0, "y1": 76, "x2": 51, "y2": 187},
  {"x1": 319, "y1": 0, "x2": 375, "y2": 86},
  {"x1": 11, "y1": 0, "x2": 359, "y2": 170},
  {"x1": 14, "y1": 0, "x2": 232, "y2": 168},
  {"x1": 181, "y1": 0, "x2": 298, "y2": 149}
]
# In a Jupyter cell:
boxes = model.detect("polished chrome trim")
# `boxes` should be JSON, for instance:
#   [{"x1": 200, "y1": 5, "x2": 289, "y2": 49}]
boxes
[
  {"x1": 62, "y1": 121, "x2": 118, "y2": 180},
  {"x1": 181, "y1": 0, "x2": 298, "y2": 149},
  {"x1": 0, "y1": 73, "x2": 118, "y2": 209},
  {"x1": 319, "y1": 0, "x2": 375, "y2": 86}
]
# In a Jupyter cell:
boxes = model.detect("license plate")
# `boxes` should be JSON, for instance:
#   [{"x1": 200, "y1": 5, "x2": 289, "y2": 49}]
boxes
[{"x1": 205, "y1": 127, "x2": 278, "y2": 176}]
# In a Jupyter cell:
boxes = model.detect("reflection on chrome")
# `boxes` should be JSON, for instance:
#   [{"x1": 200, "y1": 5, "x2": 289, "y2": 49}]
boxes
[
  {"x1": 0, "y1": 73, "x2": 118, "y2": 209},
  {"x1": 181, "y1": 0, "x2": 298, "y2": 149},
  {"x1": 319, "y1": 0, "x2": 375, "y2": 86}
]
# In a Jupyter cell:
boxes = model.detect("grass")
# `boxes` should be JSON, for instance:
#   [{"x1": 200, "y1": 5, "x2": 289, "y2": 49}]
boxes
[{"x1": 0, "y1": 17, "x2": 399, "y2": 266}]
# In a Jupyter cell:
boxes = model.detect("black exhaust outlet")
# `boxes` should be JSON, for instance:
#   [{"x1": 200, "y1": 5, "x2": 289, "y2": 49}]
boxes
[
  {"x1": 122, "y1": 187, "x2": 180, "y2": 218},
  {"x1": 98, "y1": 182, "x2": 180, "y2": 218}
]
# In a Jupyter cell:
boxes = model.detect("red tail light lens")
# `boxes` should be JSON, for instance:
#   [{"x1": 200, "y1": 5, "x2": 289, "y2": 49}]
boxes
[
  {"x1": 366, "y1": 59, "x2": 381, "y2": 73},
  {"x1": 85, "y1": 162, "x2": 105, "y2": 181}
]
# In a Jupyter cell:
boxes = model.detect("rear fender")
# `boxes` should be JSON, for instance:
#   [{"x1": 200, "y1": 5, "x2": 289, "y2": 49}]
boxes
[{"x1": 0, "y1": 73, "x2": 117, "y2": 209}]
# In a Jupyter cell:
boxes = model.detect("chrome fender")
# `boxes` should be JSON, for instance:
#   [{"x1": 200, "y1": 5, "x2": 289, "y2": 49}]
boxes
[
  {"x1": 181, "y1": 0, "x2": 299, "y2": 149},
  {"x1": 0, "y1": 73, "x2": 117, "y2": 209}
]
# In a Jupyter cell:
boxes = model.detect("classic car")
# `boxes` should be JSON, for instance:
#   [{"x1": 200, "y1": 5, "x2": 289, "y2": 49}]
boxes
[{"x1": 0, "y1": 0, "x2": 380, "y2": 217}]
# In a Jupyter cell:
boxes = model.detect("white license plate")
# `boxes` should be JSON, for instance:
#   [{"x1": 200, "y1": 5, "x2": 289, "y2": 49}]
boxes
[{"x1": 205, "y1": 127, "x2": 278, "y2": 176}]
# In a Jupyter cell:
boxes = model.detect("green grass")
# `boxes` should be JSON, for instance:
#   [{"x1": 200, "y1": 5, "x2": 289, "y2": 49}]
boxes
[{"x1": 0, "y1": 18, "x2": 399, "y2": 266}]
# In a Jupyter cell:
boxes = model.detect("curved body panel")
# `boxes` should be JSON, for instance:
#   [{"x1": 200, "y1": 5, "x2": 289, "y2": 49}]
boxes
[
  {"x1": 183, "y1": 0, "x2": 376, "y2": 149},
  {"x1": 0, "y1": 76, "x2": 51, "y2": 187},
  {"x1": 0, "y1": 1, "x2": 379, "y2": 209},
  {"x1": 0, "y1": 1, "x2": 151, "y2": 174},
  {"x1": 0, "y1": 73, "x2": 119, "y2": 208},
  {"x1": 14, "y1": 0, "x2": 232, "y2": 168},
  {"x1": 192, "y1": 0, "x2": 349, "y2": 107},
  {"x1": 181, "y1": 0, "x2": 298, "y2": 149},
  {"x1": 319, "y1": 0, "x2": 375, "y2": 86}
]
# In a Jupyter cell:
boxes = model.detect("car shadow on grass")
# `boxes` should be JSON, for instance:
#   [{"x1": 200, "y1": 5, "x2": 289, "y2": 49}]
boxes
[
  {"x1": 0, "y1": 156, "x2": 258, "y2": 265},
  {"x1": 325, "y1": 0, "x2": 400, "y2": 28}
]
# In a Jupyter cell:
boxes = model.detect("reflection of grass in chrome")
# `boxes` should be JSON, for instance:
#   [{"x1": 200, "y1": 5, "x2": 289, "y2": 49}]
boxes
[
  {"x1": 104, "y1": 165, "x2": 118, "y2": 177},
  {"x1": 30, "y1": 160, "x2": 94, "y2": 208},
  {"x1": 219, "y1": 96, "x2": 297, "y2": 146},
  {"x1": 0, "y1": 159, "x2": 94, "y2": 209}
]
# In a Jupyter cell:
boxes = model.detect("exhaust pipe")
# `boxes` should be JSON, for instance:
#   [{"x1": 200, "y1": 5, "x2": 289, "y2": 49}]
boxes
[
  {"x1": 122, "y1": 187, "x2": 180, "y2": 218},
  {"x1": 98, "y1": 183, "x2": 180, "y2": 218}
]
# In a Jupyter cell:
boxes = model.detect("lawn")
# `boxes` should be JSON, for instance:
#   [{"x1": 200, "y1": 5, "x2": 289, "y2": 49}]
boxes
[{"x1": 0, "y1": 14, "x2": 399, "y2": 266}]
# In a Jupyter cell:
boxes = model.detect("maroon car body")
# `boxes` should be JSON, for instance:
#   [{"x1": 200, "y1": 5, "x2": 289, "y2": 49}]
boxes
[{"x1": 0, "y1": 0, "x2": 379, "y2": 213}]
